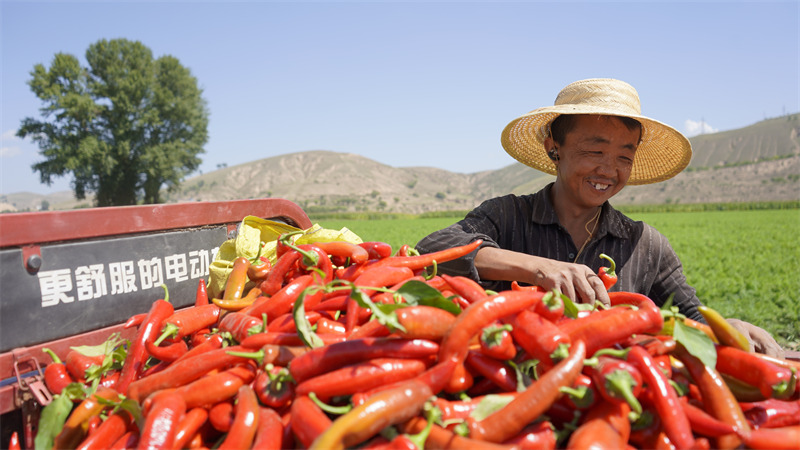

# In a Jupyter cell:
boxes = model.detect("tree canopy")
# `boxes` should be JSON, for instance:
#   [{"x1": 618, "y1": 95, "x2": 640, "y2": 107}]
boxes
[{"x1": 18, "y1": 38, "x2": 209, "y2": 206}]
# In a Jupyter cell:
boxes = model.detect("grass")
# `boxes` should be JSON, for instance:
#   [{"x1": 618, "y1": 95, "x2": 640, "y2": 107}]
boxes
[{"x1": 319, "y1": 208, "x2": 800, "y2": 349}]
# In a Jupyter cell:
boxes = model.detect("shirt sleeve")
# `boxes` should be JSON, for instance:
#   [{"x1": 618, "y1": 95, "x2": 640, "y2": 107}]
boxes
[
  {"x1": 415, "y1": 197, "x2": 508, "y2": 281},
  {"x1": 640, "y1": 224, "x2": 705, "y2": 322}
]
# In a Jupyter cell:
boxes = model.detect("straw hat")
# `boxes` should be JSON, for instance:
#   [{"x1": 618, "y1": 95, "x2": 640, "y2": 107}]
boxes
[{"x1": 500, "y1": 78, "x2": 692, "y2": 185}]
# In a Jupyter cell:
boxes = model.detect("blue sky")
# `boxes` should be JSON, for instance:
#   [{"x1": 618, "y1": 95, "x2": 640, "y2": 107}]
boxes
[{"x1": 2, "y1": 1, "x2": 798, "y2": 195}]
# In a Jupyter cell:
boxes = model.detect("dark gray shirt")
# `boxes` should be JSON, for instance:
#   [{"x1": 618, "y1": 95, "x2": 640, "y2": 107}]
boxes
[{"x1": 416, "y1": 183, "x2": 704, "y2": 322}]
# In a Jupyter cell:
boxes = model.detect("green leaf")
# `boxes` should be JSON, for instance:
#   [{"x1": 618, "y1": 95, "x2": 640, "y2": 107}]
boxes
[
  {"x1": 673, "y1": 319, "x2": 717, "y2": 368},
  {"x1": 469, "y1": 394, "x2": 515, "y2": 421},
  {"x1": 69, "y1": 332, "x2": 124, "y2": 357},
  {"x1": 351, "y1": 286, "x2": 406, "y2": 333},
  {"x1": 293, "y1": 289, "x2": 324, "y2": 348},
  {"x1": 395, "y1": 280, "x2": 462, "y2": 315},
  {"x1": 34, "y1": 393, "x2": 73, "y2": 450}
]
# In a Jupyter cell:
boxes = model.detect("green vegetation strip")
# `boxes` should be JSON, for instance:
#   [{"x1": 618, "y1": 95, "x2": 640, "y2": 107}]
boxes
[{"x1": 319, "y1": 206, "x2": 800, "y2": 351}]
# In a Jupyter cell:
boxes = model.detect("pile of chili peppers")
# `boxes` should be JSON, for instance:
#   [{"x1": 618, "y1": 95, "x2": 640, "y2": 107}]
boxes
[{"x1": 23, "y1": 236, "x2": 800, "y2": 450}]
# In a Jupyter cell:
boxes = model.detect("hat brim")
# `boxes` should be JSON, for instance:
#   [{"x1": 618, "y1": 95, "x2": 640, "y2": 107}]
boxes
[{"x1": 501, "y1": 105, "x2": 692, "y2": 185}]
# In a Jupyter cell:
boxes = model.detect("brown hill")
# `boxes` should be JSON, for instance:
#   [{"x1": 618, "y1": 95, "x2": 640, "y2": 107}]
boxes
[{"x1": 4, "y1": 113, "x2": 798, "y2": 213}]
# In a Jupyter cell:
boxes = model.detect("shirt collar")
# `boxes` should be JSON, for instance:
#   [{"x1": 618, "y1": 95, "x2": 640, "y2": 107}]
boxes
[{"x1": 532, "y1": 182, "x2": 630, "y2": 239}]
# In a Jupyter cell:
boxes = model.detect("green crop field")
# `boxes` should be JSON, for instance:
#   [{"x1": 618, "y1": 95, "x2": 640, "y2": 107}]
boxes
[{"x1": 318, "y1": 208, "x2": 800, "y2": 350}]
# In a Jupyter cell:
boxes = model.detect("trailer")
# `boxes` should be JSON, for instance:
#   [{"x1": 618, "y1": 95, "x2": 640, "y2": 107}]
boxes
[{"x1": 0, "y1": 198, "x2": 311, "y2": 448}]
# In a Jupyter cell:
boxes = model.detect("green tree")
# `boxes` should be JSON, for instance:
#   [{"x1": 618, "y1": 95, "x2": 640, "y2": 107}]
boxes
[{"x1": 17, "y1": 38, "x2": 209, "y2": 206}]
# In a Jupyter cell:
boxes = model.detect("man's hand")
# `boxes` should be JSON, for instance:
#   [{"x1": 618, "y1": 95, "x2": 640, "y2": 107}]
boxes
[
  {"x1": 725, "y1": 318, "x2": 785, "y2": 359},
  {"x1": 474, "y1": 247, "x2": 610, "y2": 307}
]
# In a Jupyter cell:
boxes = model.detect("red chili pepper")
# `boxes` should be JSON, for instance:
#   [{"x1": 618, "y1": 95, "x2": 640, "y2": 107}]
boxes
[
  {"x1": 267, "y1": 309, "x2": 323, "y2": 333},
  {"x1": 100, "y1": 370, "x2": 120, "y2": 390},
  {"x1": 347, "y1": 318, "x2": 392, "y2": 340},
  {"x1": 597, "y1": 253, "x2": 618, "y2": 290},
  {"x1": 558, "y1": 372, "x2": 598, "y2": 411},
  {"x1": 221, "y1": 256, "x2": 251, "y2": 301},
  {"x1": 289, "y1": 337, "x2": 439, "y2": 383},
  {"x1": 240, "y1": 331, "x2": 346, "y2": 349},
  {"x1": 297, "y1": 243, "x2": 334, "y2": 284},
  {"x1": 137, "y1": 390, "x2": 186, "y2": 450},
  {"x1": 623, "y1": 334, "x2": 677, "y2": 356},
  {"x1": 679, "y1": 397, "x2": 736, "y2": 438},
  {"x1": 393, "y1": 305, "x2": 457, "y2": 341},
  {"x1": 312, "y1": 240, "x2": 370, "y2": 265},
  {"x1": 195, "y1": 278, "x2": 209, "y2": 307},
  {"x1": 53, "y1": 386, "x2": 121, "y2": 450},
  {"x1": 172, "y1": 407, "x2": 209, "y2": 450},
  {"x1": 309, "y1": 377, "x2": 435, "y2": 450},
  {"x1": 145, "y1": 338, "x2": 188, "y2": 362},
  {"x1": 467, "y1": 339, "x2": 586, "y2": 443},
  {"x1": 108, "y1": 431, "x2": 138, "y2": 450},
  {"x1": 316, "y1": 316, "x2": 347, "y2": 335},
  {"x1": 405, "y1": 412, "x2": 524, "y2": 450},
  {"x1": 8, "y1": 432, "x2": 20, "y2": 450},
  {"x1": 291, "y1": 395, "x2": 333, "y2": 448},
  {"x1": 439, "y1": 290, "x2": 544, "y2": 365},
  {"x1": 248, "y1": 257, "x2": 273, "y2": 281},
  {"x1": 359, "y1": 241, "x2": 393, "y2": 260},
  {"x1": 346, "y1": 265, "x2": 415, "y2": 331},
  {"x1": 175, "y1": 363, "x2": 257, "y2": 409},
  {"x1": 75, "y1": 410, "x2": 132, "y2": 450},
  {"x1": 534, "y1": 289, "x2": 565, "y2": 322},
  {"x1": 589, "y1": 354, "x2": 643, "y2": 416},
  {"x1": 126, "y1": 345, "x2": 249, "y2": 402},
  {"x1": 295, "y1": 358, "x2": 427, "y2": 402},
  {"x1": 465, "y1": 350, "x2": 518, "y2": 392},
  {"x1": 567, "y1": 399, "x2": 631, "y2": 449},
  {"x1": 217, "y1": 385, "x2": 259, "y2": 450},
  {"x1": 218, "y1": 311, "x2": 265, "y2": 343},
  {"x1": 209, "y1": 401, "x2": 235, "y2": 432},
  {"x1": 247, "y1": 273, "x2": 315, "y2": 319},
  {"x1": 124, "y1": 312, "x2": 147, "y2": 329},
  {"x1": 175, "y1": 332, "x2": 223, "y2": 363},
  {"x1": 508, "y1": 308, "x2": 570, "y2": 366},
  {"x1": 259, "y1": 249, "x2": 304, "y2": 295},
  {"x1": 442, "y1": 274, "x2": 489, "y2": 304},
  {"x1": 558, "y1": 300, "x2": 662, "y2": 357},
  {"x1": 254, "y1": 364, "x2": 296, "y2": 409},
  {"x1": 478, "y1": 322, "x2": 517, "y2": 360},
  {"x1": 741, "y1": 398, "x2": 800, "y2": 428},
  {"x1": 502, "y1": 420, "x2": 556, "y2": 450},
  {"x1": 372, "y1": 240, "x2": 484, "y2": 272},
  {"x1": 65, "y1": 349, "x2": 105, "y2": 381},
  {"x1": 156, "y1": 304, "x2": 222, "y2": 343},
  {"x1": 116, "y1": 286, "x2": 174, "y2": 394},
  {"x1": 715, "y1": 344, "x2": 795, "y2": 399},
  {"x1": 42, "y1": 347, "x2": 73, "y2": 395},
  {"x1": 673, "y1": 343, "x2": 752, "y2": 449},
  {"x1": 738, "y1": 424, "x2": 800, "y2": 450},
  {"x1": 629, "y1": 345, "x2": 696, "y2": 450},
  {"x1": 252, "y1": 406, "x2": 285, "y2": 450}
]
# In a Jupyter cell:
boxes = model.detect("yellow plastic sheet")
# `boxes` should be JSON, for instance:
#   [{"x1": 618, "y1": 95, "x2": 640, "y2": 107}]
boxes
[{"x1": 208, "y1": 215, "x2": 362, "y2": 298}]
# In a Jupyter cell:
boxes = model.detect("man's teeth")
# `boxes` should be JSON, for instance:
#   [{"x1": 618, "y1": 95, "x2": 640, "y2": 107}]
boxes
[{"x1": 592, "y1": 183, "x2": 610, "y2": 190}]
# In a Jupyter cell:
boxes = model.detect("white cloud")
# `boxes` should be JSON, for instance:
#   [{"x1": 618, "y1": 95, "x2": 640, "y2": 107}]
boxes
[
  {"x1": 0, "y1": 146, "x2": 22, "y2": 157},
  {"x1": 0, "y1": 130, "x2": 22, "y2": 158},
  {"x1": 684, "y1": 119, "x2": 718, "y2": 137}
]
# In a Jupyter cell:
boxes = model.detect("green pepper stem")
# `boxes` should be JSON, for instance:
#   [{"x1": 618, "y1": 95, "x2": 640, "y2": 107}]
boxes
[
  {"x1": 160, "y1": 284, "x2": 170, "y2": 303},
  {"x1": 153, "y1": 323, "x2": 179, "y2": 347},
  {"x1": 605, "y1": 369, "x2": 643, "y2": 415},
  {"x1": 308, "y1": 392, "x2": 352, "y2": 415},
  {"x1": 42, "y1": 347, "x2": 62, "y2": 364},
  {"x1": 599, "y1": 253, "x2": 616, "y2": 274}
]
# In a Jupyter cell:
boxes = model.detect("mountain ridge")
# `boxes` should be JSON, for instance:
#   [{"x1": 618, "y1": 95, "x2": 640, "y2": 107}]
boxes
[{"x1": 3, "y1": 113, "x2": 798, "y2": 213}]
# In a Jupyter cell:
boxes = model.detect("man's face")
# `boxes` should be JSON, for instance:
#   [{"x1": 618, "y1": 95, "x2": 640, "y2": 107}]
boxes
[{"x1": 552, "y1": 115, "x2": 639, "y2": 208}]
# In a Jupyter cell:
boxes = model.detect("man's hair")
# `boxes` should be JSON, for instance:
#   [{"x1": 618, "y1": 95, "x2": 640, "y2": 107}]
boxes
[{"x1": 550, "y1": 114, "x2": 642, "y2": 145}]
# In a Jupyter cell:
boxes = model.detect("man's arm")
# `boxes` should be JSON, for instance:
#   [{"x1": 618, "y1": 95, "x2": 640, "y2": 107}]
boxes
[{"x1": 474, "y1": 247, "x2": 609, "y2": 307}]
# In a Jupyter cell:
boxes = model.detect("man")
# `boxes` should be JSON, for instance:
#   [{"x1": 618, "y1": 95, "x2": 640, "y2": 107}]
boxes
[{"x1": 416, "y1": 78, "x2": 783, "y2": 357}]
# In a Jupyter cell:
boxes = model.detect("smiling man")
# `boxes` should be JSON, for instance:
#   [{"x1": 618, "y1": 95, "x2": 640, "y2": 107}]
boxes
[{"x1": 416, "y1": 78, "x2": 784, "y2": 357}]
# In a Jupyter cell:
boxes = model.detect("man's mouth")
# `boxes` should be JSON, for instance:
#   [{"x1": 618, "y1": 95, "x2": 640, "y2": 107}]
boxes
[{"x1": 591, "y1": 182, "x2": 610, "y2": 191}]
